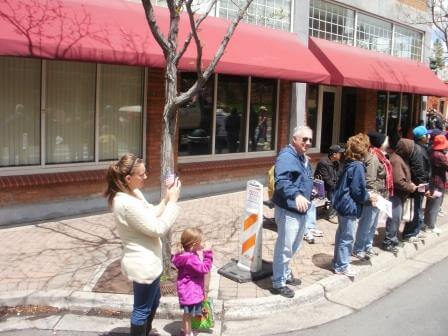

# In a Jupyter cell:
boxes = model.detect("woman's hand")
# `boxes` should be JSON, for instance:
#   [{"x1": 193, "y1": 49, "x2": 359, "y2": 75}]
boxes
[{"x1": 166, "y1": 177, "x2": 181, "y2": 203}]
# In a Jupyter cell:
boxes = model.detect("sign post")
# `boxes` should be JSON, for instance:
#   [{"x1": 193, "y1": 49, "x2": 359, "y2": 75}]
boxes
[{"x1": 218, "y1": 180, "x2": 272, "y2": 283}]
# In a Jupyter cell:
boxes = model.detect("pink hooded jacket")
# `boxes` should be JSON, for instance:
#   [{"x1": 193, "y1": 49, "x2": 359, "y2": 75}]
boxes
[{"x1": 172, "y1": 250, "x2": 213, "y2": 305}]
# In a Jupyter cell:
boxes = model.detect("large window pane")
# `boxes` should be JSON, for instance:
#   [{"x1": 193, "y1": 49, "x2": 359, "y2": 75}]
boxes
[
  {"x1": 387, "y1": 92, "x2": 400, "y2": 136},
  {"x1": 393, "y1": 26, "x2": 422, "y2": 61},
  {"x1": 306, "y1": 85, "x2": 318, "y2": 147},
  {"x1": 178, "y1": 73, "x2": 214, "y2": 156},
  {"x1": 376, "y1": 91, "x2": 387, "y2": 134},
  {"x1": 309, "y1": 0, "x2": 355, "y2": 45},
  {"x1": 356, "y1": 13, "x2": 392, "y2": 54},
  {"x1": 46, "y1": 61, "x2": 95, "y2": 164},
  {"x1": 216, "y1": 75, "x2": 248, "y2": 154},
  {"x1": 249, "y1": 78, "x2": 276, "y2": 152},
  {"x1": 0, "y1": 57, "x2": 41, "y2": 167},
  {"x1": 99, "y1": 64, "x2": 143, "y2": 161}
]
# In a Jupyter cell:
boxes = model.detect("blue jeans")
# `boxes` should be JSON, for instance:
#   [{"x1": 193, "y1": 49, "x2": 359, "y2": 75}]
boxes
[
  {"x1": 403, "y1": 192, "x2": 424, "y2": 238},
  {"x1": 383, "y1": 195, "x2": 403, "y2": 247},
  {"x1": 131, "y1": 277, "x2": 161, "y2": 326},
  {"x1": 303, "y1": 203, "x2": 317, "y2": 235},
  {"x1": 332, "y1": 215, "x2": 357, "y2": 272},
  {"x1": 272, "y1": 205, "x2": 308, "y2": 288},
  {"x1": 353, "y1": 205, "x2": 380, "y2": 254},
  {"x1": 424, "y1": 189, "x2": 445, "y2": 229}
]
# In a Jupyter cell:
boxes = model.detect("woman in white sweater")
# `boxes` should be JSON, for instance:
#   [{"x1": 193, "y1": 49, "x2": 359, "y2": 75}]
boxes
[{"x1": 105, "y1": 154, "x2": 181, "y2": 336}]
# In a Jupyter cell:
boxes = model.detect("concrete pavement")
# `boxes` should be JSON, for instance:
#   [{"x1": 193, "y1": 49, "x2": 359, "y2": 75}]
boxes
[{"x1": 1, "y1": 189, "x2": 448, "y2": 335}]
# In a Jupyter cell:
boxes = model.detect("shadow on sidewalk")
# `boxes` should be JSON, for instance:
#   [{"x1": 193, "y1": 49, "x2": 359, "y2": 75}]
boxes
[{"x1": 311, "y1": 253, "x2": 333, "y2": 271}]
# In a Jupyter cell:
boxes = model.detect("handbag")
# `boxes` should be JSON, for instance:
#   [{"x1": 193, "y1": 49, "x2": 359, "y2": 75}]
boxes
[
  {"x1": 312, "y1": 175, "x2": 326, "y2": 199},
  {"x1": 191, "y1": 298, "x2": 214, "y2": 330},
  {"x1": 402, "y1": 197, "x2": 414, "y2": 222}
]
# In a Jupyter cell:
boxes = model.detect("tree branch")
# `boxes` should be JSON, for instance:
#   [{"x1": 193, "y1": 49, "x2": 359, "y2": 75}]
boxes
[
  {"x1": 175, "y1": 0, "x2": 217, "y2": 65},
  {"x1": 185, "y1": 0, "x2": 204, "y2": 80},
  {"x1": 141, "y1": 0, "x2": 170, "y2": 54}
]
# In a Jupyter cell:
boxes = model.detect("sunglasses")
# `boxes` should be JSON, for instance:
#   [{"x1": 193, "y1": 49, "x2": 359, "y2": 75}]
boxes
[{"x1": 302, "y1": 137, "x2": 313, "y2": 143}]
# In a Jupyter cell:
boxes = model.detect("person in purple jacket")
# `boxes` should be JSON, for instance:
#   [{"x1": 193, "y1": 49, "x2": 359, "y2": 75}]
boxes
[{"x1": 172, "y1": 228, "x2": 213, "y2": 336}]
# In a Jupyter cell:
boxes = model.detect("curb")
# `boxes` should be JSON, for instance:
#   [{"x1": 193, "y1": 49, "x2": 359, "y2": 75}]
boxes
[{"x1": 1, "y1": 225, "x2": 447, "y2": 322}]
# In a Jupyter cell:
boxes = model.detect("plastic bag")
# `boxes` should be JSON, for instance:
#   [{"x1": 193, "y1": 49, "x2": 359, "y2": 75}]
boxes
[{"x1": 191, "y1": 298, "x2": 214, "y2": 330}]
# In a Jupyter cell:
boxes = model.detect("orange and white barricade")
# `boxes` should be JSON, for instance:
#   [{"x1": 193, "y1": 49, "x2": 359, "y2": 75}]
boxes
[{"x1": 237, "y1": 180, "x2": 264, "y2": 273}]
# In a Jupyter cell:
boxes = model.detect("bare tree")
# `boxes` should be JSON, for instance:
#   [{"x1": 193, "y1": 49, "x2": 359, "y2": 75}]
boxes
[
  {"x1": 429, "y1": 0, "x2": 448, "y2": 53},
  {"x1": 141, "y1": 0, "x2": 254, "y2": 274}
]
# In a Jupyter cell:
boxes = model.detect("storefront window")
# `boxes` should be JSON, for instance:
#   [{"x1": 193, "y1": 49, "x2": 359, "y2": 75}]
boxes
[
  {"x1": 46, "y1": 61, "x2": 95, "y2": 164},
  {"x1": 387, "y1": 92, "x2": 400, "y2": 136},
  {"x1": 99, "y1": 64, "x2": 144, "y2": 161},
  {"x1": 400, "y1": 93, "x2": 412, "y2": 139},
  {"x1": 356, "y1": 14, "x2": 392, "y2": 54},
  {"x1": 376, "y1": 91, "x2": 387, "y2": 134},
  {"x1": 178, "y1": 73, "x2": 214, "y2": 156},
  {"x1": 0, "y1": 57, "x2": 41, "y2": 167},
  {"x1": 0, "y1": 57, "x2": 145, "y2": 169},
  {"x1": 249, "y1": 78, "x2": 276, "y2": 152},
  {"x1": 215, "y1": 75, "x2": 248, "y2": 154},
  {"x1": 306, "y1": 85, "x2": 318, "y2": 147}
]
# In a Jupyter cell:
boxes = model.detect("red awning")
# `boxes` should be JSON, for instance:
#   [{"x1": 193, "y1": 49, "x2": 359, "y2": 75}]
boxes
[
  {"x1": 0, "y1": 0, "x2": 330, "y2": 83},
  {"x1": 309, "y1": 37, "x2": 448, "y2": 97}
]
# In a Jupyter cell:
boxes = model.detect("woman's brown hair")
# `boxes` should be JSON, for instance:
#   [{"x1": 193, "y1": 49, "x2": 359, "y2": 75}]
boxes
[
  {"x1": 104, "y1": 153, "x2": 144, "y2": 208},
  {"x1": 180, "y1": 228, "x2": 203, "y2": 252},
  {"x1": 345, "y1": 133, "x2": 370, "y2": 161}
]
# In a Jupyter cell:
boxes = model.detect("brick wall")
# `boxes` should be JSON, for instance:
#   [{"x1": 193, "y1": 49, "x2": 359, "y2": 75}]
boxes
[
  {"x1": 398, "y1": 0, "x2": 427, "y2": 12},
  {"x1": 355, "y1": 89, "x2": 378, "y2": 133},
  {"x1": 0, "y1": 74, "x2": 292, "y2": 207}
]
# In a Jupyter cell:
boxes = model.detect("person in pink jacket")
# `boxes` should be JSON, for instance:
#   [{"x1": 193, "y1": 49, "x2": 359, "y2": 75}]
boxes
[{"x1": 172, "y1": 228, "x2": 213, "y2": 336}]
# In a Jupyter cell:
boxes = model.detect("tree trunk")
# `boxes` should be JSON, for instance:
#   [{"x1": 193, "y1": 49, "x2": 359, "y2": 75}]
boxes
[{"x1": 161, "y1": 57, "x2": 178, "y2": 277}]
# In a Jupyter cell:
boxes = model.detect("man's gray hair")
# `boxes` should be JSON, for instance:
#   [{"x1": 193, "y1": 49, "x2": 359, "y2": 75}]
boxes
[{"x1": 292, "y1": 126, "x2": 313, "y2": 138}]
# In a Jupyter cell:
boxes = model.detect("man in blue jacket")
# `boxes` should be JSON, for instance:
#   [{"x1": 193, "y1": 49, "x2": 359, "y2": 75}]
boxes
[{"x1": 271, "y1": 126, "x2": 314, "y2": 298}]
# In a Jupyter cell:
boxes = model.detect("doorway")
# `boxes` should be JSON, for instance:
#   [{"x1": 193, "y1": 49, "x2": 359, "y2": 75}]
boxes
[{"x1": 317, "y1": 86, "x2": 340, "y2": 153}]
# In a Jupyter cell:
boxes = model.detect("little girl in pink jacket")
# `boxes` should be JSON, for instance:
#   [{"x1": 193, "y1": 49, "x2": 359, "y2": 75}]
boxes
[{"x1": 172, "y1": 227, "x2": 213, "y2": 336}]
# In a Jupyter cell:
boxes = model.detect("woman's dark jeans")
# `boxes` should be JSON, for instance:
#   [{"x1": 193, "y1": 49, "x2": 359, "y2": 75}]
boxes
[{"x1": 131, "y1": 277, "x2": 161, "y2": 326}]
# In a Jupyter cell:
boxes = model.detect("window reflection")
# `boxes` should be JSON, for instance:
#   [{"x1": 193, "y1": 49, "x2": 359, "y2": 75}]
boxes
[
  {"x1": 306, "y1": 85, "x2": 318, "y2": 147},
  {"x1": 249, "y1": 78, "x2": 276, "y2": 152},
  {"x1": 387, "y1": 93, "x2": 400, "y2": 136},
  {"x1": 215, "y1": 75, "x2": 247, "y2": 154},
  {"x1": 178, "y1": 73, "x2": 214, "y2": 156},
  {"x1": 376, "y1": 91, "x2": 387, "y2": 134}
]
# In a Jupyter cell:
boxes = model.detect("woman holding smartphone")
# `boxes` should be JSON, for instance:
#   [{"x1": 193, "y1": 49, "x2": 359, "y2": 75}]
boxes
[{"x1": 105, "y1": 154, "x2": 181, "y2": 336}]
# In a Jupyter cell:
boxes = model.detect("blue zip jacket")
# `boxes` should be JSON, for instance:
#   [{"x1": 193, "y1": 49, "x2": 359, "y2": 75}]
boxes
[
  {"x1": 331, "y1": 160, "x2": 369, "y2": 218},
  {"x1": 272, "y1": 145, "x2": 313, "y2": 214}
]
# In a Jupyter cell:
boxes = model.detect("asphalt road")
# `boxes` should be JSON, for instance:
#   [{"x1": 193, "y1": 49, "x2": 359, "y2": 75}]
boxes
[{"x1": 278, "y1": 256, "x2": 448, "y2": 336}]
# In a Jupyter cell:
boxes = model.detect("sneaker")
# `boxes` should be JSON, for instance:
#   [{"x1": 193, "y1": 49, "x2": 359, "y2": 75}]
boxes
[
  {"x1": 404, "y1": 236, "x2": 420, "y2": 243},
  {"x1": 304, "y1": 231, "x2": 315, "y2": 244},
  {"x1": 421, "y1": 225, "x2": 428, "y2": 232},
  {"x1": 365, "y1": 248, "x2": 379, "y2": 256},
  {"x1": 271, "y1": 286, "x2": 295, "y2": 298},
  {"x1": 286, "y1": 276, "x2": 302, "y2": 286},
  {"x1": 417, "y1": 232, "x2": 427, "y2": 239},
  {"x1": 431, "y1": 227, "x2": 442, "y2": 234},
  {"x1": 310, "y1": 228, "x2": 324, "y2": 237},
  {"x1": 334, "y1": 265, "x2": 357, "y2": 277},
  {"x1": 382, "y1": 245, "x2": 399, "y2": 253},
  {"x1": 352, "y1": 251, "x2": 370, "y2": 261},
  {"x1": 328, "y1": 216, "x2": 338, "y2": 224},
  {"x1": 438, "y1": 209, "x2": 445, "y2": 217}
]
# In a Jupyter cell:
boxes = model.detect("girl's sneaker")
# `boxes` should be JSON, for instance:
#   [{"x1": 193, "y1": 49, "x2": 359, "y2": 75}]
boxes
[{"x1": 304, "y1": 231, "x2": 315, "y2": 244}]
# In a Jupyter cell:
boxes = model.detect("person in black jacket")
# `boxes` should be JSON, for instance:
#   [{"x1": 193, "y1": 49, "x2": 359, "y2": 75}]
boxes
[
  {"x1": 314, "y1": 144, "x2": 345, "y2": 223},
  {"x1": 403, "y1": 126, "x2": 431, "y2": 243}
]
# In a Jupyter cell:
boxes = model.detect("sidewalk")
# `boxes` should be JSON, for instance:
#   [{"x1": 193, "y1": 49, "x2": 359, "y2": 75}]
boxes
[{"x1": 1, "y1": 189, "x2": 448, "y2": 334}]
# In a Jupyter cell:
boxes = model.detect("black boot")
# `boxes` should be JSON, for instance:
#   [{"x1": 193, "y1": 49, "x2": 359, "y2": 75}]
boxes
[
  {"x1": 145, "y1": 309, "x2": 158, "y2": 336},
  {"x1": 130, "y1": 323, "x2": 146, "y2": 336}
]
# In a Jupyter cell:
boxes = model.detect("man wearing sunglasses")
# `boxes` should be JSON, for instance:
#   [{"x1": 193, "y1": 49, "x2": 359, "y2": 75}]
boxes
[{"x1": 270, "y1": 126, "x2": 314, "y2": 298}]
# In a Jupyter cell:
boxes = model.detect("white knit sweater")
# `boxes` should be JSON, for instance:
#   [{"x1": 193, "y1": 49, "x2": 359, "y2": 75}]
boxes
[{"x1": 113, "y1": 190, "x2": 180, "y2": 284}]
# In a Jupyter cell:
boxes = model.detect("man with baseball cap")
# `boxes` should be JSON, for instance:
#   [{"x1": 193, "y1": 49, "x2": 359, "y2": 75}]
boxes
[
  {"x1": 403, "y1": 126, "x2": 431, "y2": 243},
  {"x1": 314, "y1": 144, "x2": 345, "y2": 224}
]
